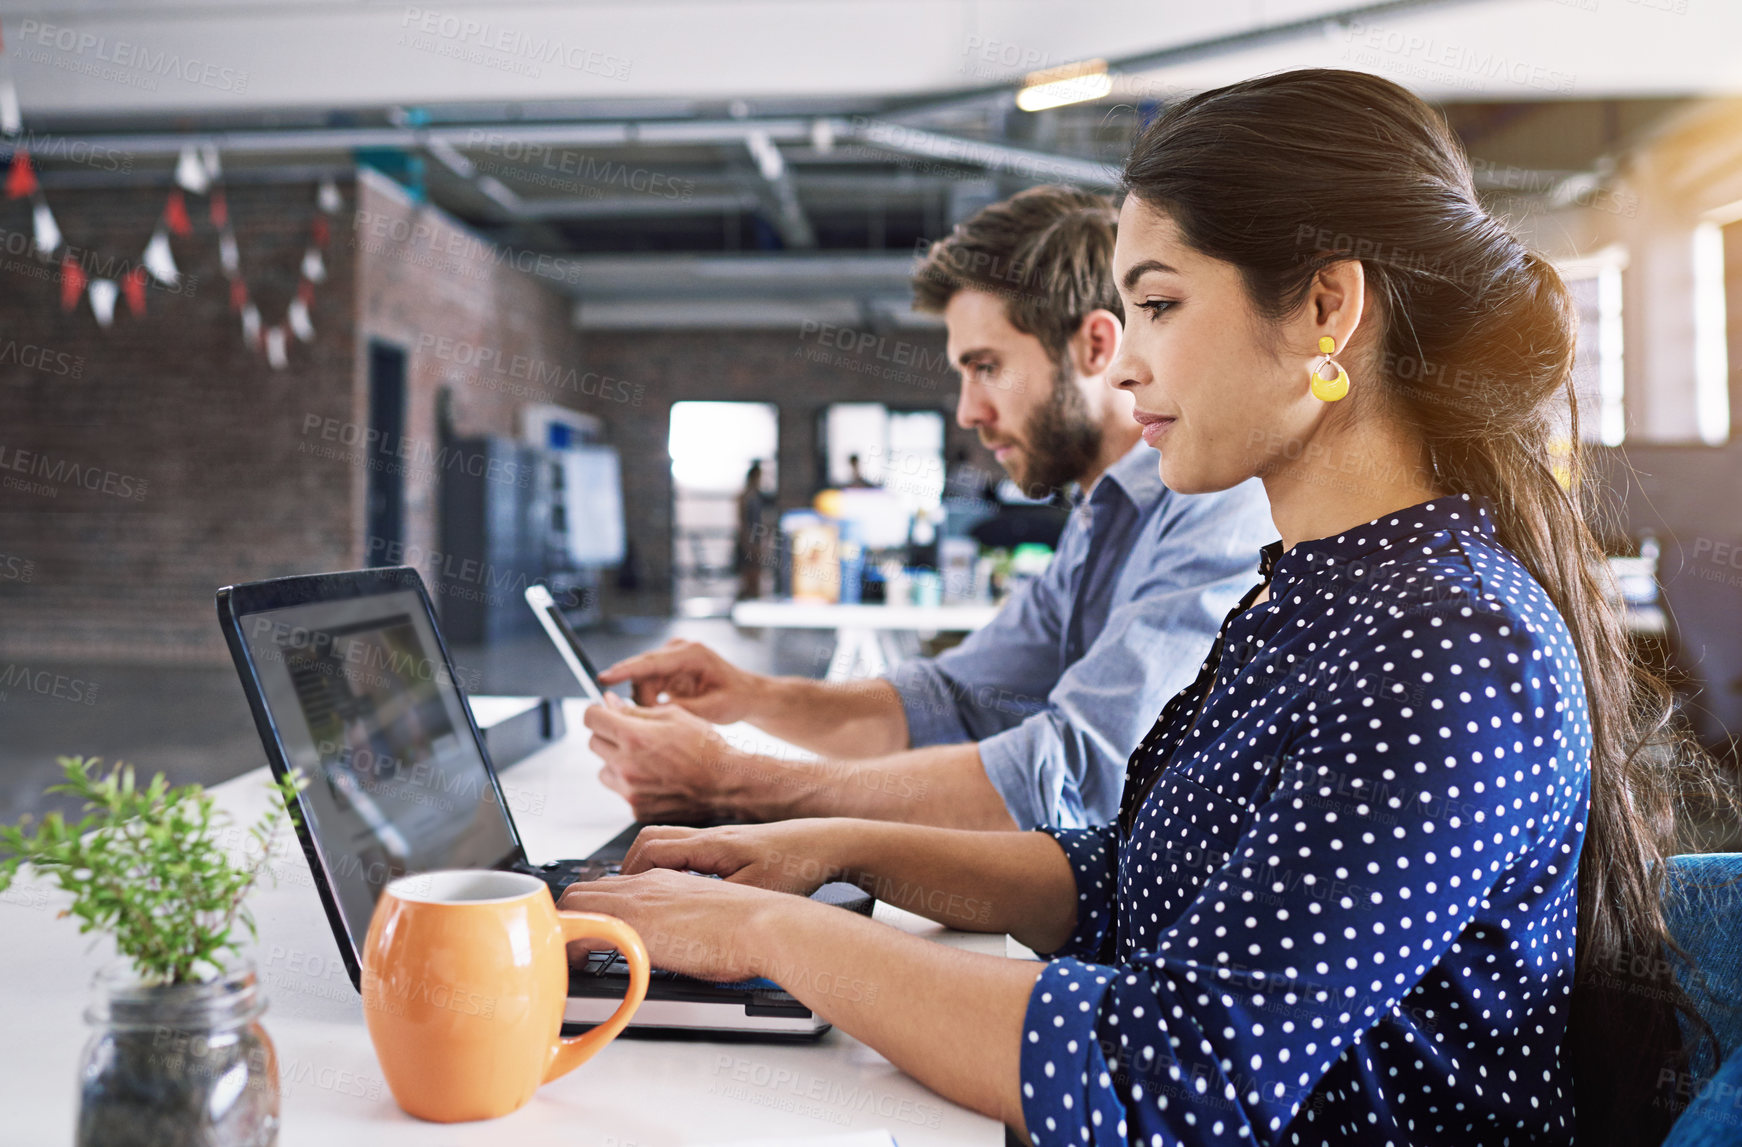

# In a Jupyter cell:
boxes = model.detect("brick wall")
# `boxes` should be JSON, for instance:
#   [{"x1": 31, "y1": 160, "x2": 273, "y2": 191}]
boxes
[
  {"x1": 0, "y1": 173, "x2": 359, "y2": 665},
  {"x1": 0, "y1": 168, "x2": 594, "y2": 665}
]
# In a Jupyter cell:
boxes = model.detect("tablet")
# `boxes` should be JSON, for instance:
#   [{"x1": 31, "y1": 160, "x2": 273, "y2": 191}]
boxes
[{"x1": 525, "y1": 584, "x2": 627, "y2": 704}]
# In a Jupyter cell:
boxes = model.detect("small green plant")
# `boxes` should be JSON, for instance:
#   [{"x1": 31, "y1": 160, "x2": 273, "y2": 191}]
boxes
[{"x1": 0, "y1": 756, "x2": 306, "y2": 986}]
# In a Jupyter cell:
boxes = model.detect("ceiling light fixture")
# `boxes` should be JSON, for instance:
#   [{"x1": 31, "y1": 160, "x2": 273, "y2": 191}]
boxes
[{"x1": 1016, "y1": 59, "x2": 1113, "y2": 112}]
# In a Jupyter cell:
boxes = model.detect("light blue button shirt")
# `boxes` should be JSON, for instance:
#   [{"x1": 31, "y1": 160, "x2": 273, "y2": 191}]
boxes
[{"x1": 886, "y1": 442, "x2": 1276, "y2": 829}]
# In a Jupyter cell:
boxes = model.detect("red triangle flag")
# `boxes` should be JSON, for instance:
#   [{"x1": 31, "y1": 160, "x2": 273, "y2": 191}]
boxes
[
  {"x1": 122, "y1": 267, "x2": 148, "y2": 315},
  {"x1": 60, "y1": 256, "x2": 88, "y2": 311},
  {"x1": 209, "y1": 189, "x2": 229, "y2": 229},
  {"x1": 164, "y1": 189, "x2": 193, "y2": 237},
  {"x1": 311, "y1": 216, "x2": 330, "y2": 247},
  {"x1": 6, "y1": 150, "x2": 38, "y2": 199},
  {"x1": 229, "y1": 279, "x2": 248, "y2": 312}
]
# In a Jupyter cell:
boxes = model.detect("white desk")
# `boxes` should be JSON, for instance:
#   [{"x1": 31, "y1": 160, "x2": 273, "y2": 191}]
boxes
[
  {"x1": 0, "y1": 699, "x2": 1003, "y2": 1146},
  {"x1": 730, "y1": 601, "x2": 1000, "y2": 681}
]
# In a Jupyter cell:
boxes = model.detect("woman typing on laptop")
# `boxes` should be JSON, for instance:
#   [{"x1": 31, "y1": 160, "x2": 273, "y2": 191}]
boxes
[{"x1": 560, "y1": 69, "x2": 1710, "y2": 1147}]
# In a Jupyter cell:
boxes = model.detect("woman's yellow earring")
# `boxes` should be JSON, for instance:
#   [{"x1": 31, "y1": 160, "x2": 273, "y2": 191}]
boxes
[{"x1": 1309, "y1": 335, "x2": 1350, "y2": 402}]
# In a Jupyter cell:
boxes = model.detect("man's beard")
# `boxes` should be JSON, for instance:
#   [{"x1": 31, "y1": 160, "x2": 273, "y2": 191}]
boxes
[{"x1": 999, "y1": 360, "x2": 1104, "y2": 499}]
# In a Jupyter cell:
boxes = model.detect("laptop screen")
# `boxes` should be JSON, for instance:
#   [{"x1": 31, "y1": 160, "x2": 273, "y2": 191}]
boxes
[{"x1": 235, "y1": 587, "x2": 520, "y2": 950}]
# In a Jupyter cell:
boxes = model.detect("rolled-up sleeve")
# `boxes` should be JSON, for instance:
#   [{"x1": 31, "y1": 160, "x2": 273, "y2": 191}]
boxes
[
  {"x1": 886, "y1": 522, "x2": 1076, "y2": 752},
  {"x1": 1033, "y1": 826, "x2": 1119, "y2": 961},
  {"x1": 984, "y1": 495, "x2": 1270, "y2": 830}
]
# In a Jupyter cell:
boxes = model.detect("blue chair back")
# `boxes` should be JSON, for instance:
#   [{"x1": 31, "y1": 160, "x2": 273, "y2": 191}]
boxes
[{"x1": 1659, "y1": 852, "x2": 1742, "y2": 1146}]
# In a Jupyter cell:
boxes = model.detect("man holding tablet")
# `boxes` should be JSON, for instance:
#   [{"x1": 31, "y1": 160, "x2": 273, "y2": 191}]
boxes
[{"x1": 584, "y1": 186, "x2": 1275, "y2": 831}]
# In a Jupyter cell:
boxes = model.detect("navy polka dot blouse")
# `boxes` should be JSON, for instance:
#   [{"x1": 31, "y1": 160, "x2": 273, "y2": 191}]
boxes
[{"x1": 1019, "y1": 494, "x2": 1589, "y2": 1146}]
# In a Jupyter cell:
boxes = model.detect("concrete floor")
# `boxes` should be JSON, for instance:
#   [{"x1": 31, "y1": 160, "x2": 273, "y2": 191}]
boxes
[{"x1": 0, "y1": 617, "x2": 834, "y2": 826}]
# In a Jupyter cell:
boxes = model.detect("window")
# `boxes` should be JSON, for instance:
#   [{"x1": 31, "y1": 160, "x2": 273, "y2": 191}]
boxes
[
  {"x1": 668, "y1": 401, "x2": 778, "y2": 612},
  {"x1": 1557, "y1": 245, "x2": 1628, "y2": 448},
  {"x1": 1692, "y1": 220, "x2": 1731, "y2": 444}
]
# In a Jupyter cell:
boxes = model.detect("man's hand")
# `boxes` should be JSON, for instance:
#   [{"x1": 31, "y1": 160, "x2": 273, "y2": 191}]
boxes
[
  {"x1": 597, "y1": 639, "x2": 765, "y2": 722},
  {"x1": 584, "y1": 693, "x2": 752, "y2": 821},
  {"x1": 620, "y1": 820, "x2": 855, "y2": 894}
]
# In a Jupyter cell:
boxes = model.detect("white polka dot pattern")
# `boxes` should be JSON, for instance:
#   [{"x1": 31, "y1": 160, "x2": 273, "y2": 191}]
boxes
[{"x1": 1018, "y1": 494, "x2": 1588, "y2": 1146}]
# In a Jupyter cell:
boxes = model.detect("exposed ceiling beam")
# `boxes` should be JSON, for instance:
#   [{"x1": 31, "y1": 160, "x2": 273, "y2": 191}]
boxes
[
  {"x1": 743, "y1": 130, "x2": 816, "y2": 248},
  {"x1": 844, "y1": 119, "x2": 1118, "y2": 188}
]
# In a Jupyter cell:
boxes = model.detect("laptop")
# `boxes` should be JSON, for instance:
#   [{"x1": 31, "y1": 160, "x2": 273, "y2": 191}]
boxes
[{"x1": 216, "y1": 566, "x2": 870, "y2": 1037}]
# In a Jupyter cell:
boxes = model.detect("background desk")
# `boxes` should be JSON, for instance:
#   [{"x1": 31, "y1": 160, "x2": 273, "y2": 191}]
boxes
[
  {"x1": 0, "y1": 699, "x2": 1004, "y2": 1146},
  {"x1": 730, "y1": 601, "x2": 1000, "y2": 681}
]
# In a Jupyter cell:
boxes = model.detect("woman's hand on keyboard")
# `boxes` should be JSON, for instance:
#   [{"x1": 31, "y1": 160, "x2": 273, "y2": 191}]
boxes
[{"x1": 618, "y1": 819, "x2": 858, "y2": 896}]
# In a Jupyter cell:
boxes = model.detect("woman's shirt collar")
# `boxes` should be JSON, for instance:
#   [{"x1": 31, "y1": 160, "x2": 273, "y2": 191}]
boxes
[{"x1": 1256, "y1": 491, "x2": 1498, "y2": 584}]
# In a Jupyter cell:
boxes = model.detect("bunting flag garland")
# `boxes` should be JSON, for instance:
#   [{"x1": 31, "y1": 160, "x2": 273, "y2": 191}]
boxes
[
  {"x1": 164, "y1": 189, "x2": 193, "y2": 238},
  {"x1": 2, "y1": 31, "x2": 343, "y2": 367},
  {"x1": 121, "y1": 267, "x2": 147, "y2": 316},
  {"x1": 174, "y1": 143, "x2": 211, "y2": 194},
  {"x1": 59, "y1": 256, "x2": 87, "y2": 311},
  {"x1": 264, "y1": 326, "x2": 288, "y2": 370},
  {"x1": 0, "y1": 77, "x2": 20, "y2": 138},
  {"x1": 88, "y1": 279, "x2": 119, "y2": 328},
  {"x1": 31, "y1": 200, "x2": 59, "y2": 254},
  {"x1": 287, "y1": 297, "x2": 314, "y2": 342},
  {"x1": 300, "y1": 246, "x2": 326, "y2": 284},
  {"x1": 218, "y1": 229, "x2": 240, "y2": 276},
  {"x1": 141, "y1": 227, "x2": 180, "y2": 286},
  {"x1": 5, "y1": 148, "x2": 35, "y2": 198}
]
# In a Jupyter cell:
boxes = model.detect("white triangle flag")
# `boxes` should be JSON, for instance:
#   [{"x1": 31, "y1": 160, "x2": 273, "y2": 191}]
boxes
[
  {"x1": 299, "y1": 246, "x2": 326, "y2": 284},
  {"x1": 0, "y1": 78, "x2": 21, "y2": 138},
  {"x1": 142, "y1": 228, "x2": 180, "y2": 285},
  {"x1": 264, "y1": 326, "x2": 289, "y2": 369},
  {"x1": 89, "y1": 279, "x2": 119, "y2": 328},
  {"x1": 241, "y1": 302, "x2": 261, "y2": 345},
  {"x1": 287, "y1": 298, "x2": 314, "y2": 342},
  {"x1": 317, "y1": 178, "x2": 342, "y2": 213},
  {"x1": 32, "y1": 201, "x2": 61, "y2": 256},
  {"x1": 174, "y1": 144, "x2": 210, "y2": 194},
  {"x1": 198, "y1": 143, "x2": 222, "y2": 182},
  {"x1": 219, "y1": 230, "x2": 240, "y2": 276}
]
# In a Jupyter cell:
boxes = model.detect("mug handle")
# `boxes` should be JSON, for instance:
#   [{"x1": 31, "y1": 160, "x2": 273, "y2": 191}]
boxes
[{"x1": 543, "y1": 911, "x2": 651, "y2": 1083}]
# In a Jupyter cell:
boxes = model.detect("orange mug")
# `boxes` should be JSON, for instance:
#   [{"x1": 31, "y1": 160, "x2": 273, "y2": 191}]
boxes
[{"x1": 360, "y1": 869, "x2": 648, "y2": 1122}]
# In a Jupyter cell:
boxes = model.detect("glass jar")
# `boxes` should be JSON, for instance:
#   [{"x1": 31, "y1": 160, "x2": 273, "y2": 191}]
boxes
[{"x1": 77, "y1": 958, "x2": 280, "y2": 1147}]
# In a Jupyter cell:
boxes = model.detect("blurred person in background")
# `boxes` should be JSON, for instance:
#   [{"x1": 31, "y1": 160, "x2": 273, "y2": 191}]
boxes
[{"x1": 735, "y1": 459, "x2": 770, "y2": 600}]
